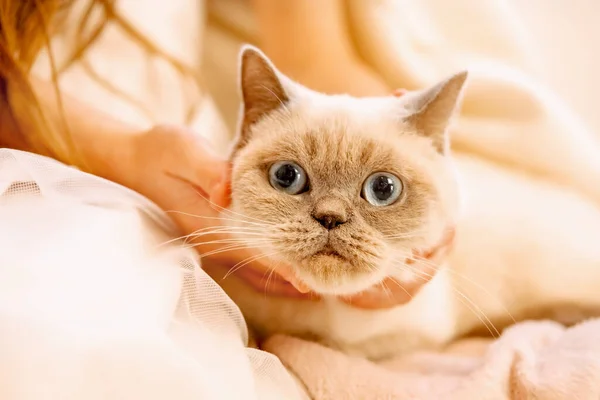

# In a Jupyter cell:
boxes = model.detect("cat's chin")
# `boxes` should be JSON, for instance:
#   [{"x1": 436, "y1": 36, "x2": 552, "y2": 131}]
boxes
[{"x1": 295, "y1": 254, "x2": 385, "y2": 296}]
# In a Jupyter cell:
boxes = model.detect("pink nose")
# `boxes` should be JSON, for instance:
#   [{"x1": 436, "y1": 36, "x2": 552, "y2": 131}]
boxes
[{"x1": 312, "y1": 212, "x2": 347, "y2": 230}]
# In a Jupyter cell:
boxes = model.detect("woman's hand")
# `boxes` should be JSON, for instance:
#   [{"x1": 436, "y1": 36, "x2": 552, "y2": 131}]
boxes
[
  {"x1": 128, "y1": 125, "x2": 250, "y2": 266},
  {"x1": 128, "y1": 125, "x2": 314, "y2": 292},
  {"x1": 341, "y1": 226, "x2": 456, "y2": 309}
]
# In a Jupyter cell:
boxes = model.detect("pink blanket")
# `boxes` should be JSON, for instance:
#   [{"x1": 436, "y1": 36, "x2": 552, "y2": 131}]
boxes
[{"x1": 263, "y1": 319, "x2": 600, "y2": 399}]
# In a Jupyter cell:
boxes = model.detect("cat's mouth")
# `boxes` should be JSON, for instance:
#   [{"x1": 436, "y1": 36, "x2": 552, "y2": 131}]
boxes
[{"x1": 313, "y1": 245, "x2": 346, "y2": 261}]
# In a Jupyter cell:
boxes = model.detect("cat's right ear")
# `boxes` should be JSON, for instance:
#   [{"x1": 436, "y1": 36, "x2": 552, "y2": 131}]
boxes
[
  {"x1": 233, "y1": 45, "x2": 292, "y2": 154},
  {"x1": 400, "y1": 71, "x2": 468, "y2": 155}
]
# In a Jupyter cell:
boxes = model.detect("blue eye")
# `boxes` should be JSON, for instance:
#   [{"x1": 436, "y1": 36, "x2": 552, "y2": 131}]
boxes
[
  {"x1": 269, "y1": 161, "x2": 309, "y2": 195},
  {"x1": 362, "y1": 172, "x2": 403, "y2": 206}
]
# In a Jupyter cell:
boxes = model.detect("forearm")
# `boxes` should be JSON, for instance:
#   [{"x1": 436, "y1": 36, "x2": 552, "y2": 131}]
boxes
[
  {"x1": 249, "y1": 0, "x2": 388, "y2": 97},
  {"x1": 251, "y1": 0, "x2": 357, "y2": 70},
  {"x1": 7, "y1": 78, "x2": 143, "y2": 186}
]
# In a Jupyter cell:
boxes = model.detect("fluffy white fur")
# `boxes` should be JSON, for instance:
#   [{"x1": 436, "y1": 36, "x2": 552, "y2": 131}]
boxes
[{"x1": 213, "y1": 47, "x2": 600, "y2": 360}]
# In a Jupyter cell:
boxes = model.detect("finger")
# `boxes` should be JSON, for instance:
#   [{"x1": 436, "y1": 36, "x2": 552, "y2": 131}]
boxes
[
  {"x1": 184, "y1": 135, "x2": 229, "y2": 193},
  {"x1": 164, "y1": 183, "x2": 223, "y2": 234},
  {"x1": 344, "y1": 228, "x2": 455, "y2": 309},
  {"x1": 209, "y1": 165, "x2": 232, "y2": 209},
  {"x1": 341, "y1": 293, "x2": 399, "y2": 310},
  {"x1": 273, "y1": 264, "x2": 312, "y2": 293},
  {"x1": 341, "y1": 279, "x2": 413, "y2": 310},
  {"x1": 341, "y1": 259, "x2": 441, "y2": 310},
  {"x1": 155, "y1": 124, "x2": 229, "y2": 193}
]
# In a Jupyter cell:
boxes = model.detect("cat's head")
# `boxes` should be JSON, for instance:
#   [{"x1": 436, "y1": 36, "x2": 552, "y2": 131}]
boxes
[{"x1": 227, "y1": 45, "x2": 465, "y2": 296}]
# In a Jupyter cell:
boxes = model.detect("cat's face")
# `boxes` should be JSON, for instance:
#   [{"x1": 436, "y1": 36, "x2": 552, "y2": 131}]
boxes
[{"x1": 227, "y1": 46, "x2": 465, "y2": 296}]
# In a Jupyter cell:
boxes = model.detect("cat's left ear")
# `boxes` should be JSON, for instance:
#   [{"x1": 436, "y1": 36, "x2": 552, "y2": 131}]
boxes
[
  {"x1": 233, "y1": 45, "x2": 294, "y2": 154},
  {"x1": 401, "y1": 71, "x2": 468, "y2": 154}
]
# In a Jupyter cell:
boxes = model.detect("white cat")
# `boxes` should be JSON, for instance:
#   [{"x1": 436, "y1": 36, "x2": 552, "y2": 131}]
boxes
[{"x1": 206, "y1": 46, "x2": 600, "y2": 360}]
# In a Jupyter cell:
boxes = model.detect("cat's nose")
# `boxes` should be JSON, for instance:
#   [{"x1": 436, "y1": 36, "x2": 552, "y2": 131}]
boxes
[{"x1": 312, "y1": 212, "x2": 347, "y2": 230}]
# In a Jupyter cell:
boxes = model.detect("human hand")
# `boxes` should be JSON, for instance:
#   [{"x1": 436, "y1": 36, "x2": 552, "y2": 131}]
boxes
[
  {"x1": 340, "y1": 227, "x2": 456, "y2": 309},
  {"x1": 125, "y1": 125, "x2": 318, "y2": 294},
  {"x1": 128, "y1": 125, "x2": 260, "y2": 267}
]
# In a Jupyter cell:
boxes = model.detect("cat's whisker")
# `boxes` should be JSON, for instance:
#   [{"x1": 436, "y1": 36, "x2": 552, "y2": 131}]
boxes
[
  {"x1": 379, "y1": 281, "x2": 394, "y2": 302},
  {"x1": 406, "y1": 254, "x2": 516, "y2": 324},
  {"x1": 264, "y1": 264, "x2": 278, "y2": 298},
  {"x1": 191, "y1": 238, "x2": 274, "y2": 248},
  {"x1": 191, "y1": 226, "x2": 267, "y2": 236},
  {"x1": 186, "y1": 236, "x2": 281, "y2": 255},
  {"x1": 188, "y1": 187, "x2": 275, "y2": 225},
  {"x1": 182, "y1": 241, "x2": 257, "y2": 253},
  {"x1": 165, "y1": 210, "x2": 271, "y2": 227},
  {"x1": 384, "y1": 235, "x2": 427, "y2": 241},
  {"x1": 383, "y1": 234, "x2": 419, "y2": 240},
  {"x1": 390, "y1": 265, "x2": 499, "y2": 337},
  {"x1": 181, "y1": 231, "x2": 269, "y2": 248},
  {"x1": 192, "y1": 243, "x2": 269, "y2": 258},
  {"x1": 191, "y1": 224, "x2": 266, "y2": 232},
  {"x1": 391, "y1": 261, "x2": 500, "y2": 338},
  {"x1": 223, "y1": 250, "x2": 281, "y2": 281},
  {"x1": 184, "y1": 233, "x2": 266, "y2": 246},
  {"x1": 385, "y1": 276, "x2": 413, "y2": 300},
  {"x1": 186, "y1": 230, "x2": 268, "y2": 240},
  {"x1": 158, "y1": 226, "x2": 228, "y2": 247},
  {"x1": 180, "y1": 226, "x2": 270, "y2": 242},
  {"x1": 362, "y1": 265, "x2": 396, "y2": 301},
  {"x1": 190, "y1": 234, "x2": 272, "y2": 241},
  {"x1": 383, "y1": 228, "x2": 431, "y2": 240},
  {"x1": 158, "y1": 224, "x2": 268, "y2": 247},
  {"x1": 263, "y1": 259, "x2": 286, "y2": 298},
  {"x1": 452, "y1": 288, "x2": 501, "y2": 338},
  {"x1": 188, "y1": 228, "x2": 269, "y2": 239}
]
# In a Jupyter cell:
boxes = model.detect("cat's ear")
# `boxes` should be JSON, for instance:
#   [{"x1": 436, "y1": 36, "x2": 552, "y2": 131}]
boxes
[
  {"x1": 234, "y1": 45, "x2": 292, "y2": 152},
  {"x1": 402, "y1": 71, "x2": 468, "y2": 154}
]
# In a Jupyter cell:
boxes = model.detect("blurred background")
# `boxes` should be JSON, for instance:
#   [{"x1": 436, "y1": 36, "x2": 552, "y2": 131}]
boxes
[{"x1": 31, "y1": 0, "x2": 600, "y2": 156}]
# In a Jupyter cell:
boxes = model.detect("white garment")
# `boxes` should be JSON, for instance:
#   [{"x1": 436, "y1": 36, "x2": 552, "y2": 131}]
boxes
[{"x1": 0, "y1": 149, "x2": 302, "y2": 400}]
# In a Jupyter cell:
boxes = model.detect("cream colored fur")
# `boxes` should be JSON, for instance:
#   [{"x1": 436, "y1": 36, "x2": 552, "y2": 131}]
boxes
[{"x1": 214, "y1": 46, "x2": 600, "y2": 360}]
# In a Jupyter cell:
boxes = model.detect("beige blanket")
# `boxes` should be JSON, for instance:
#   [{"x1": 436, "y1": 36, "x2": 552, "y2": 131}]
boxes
[
  {"x1": 263, "y1": 319, "x2": 600, "y2": 399},
  {"x1": 348, "y1": 0, "x2": 600, "y2": 205}
]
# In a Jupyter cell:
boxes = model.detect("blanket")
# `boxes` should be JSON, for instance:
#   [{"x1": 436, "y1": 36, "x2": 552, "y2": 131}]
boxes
[
  {"x1": 264, "y1": 319, "x2": 600, "y2": 399},
  {"x1": 347, "y1": 0, "x2": 600, "y2": 206}
]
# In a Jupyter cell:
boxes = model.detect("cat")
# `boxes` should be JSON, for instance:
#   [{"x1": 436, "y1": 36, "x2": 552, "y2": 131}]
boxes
[{"x1": 205, "y1": 45, "x2": 600, "y2": 360}]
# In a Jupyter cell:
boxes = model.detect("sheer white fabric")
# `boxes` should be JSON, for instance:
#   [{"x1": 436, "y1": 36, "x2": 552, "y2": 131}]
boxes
[{"x1": 0, "y1": 148, "x2": 302, "y2": 400}]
